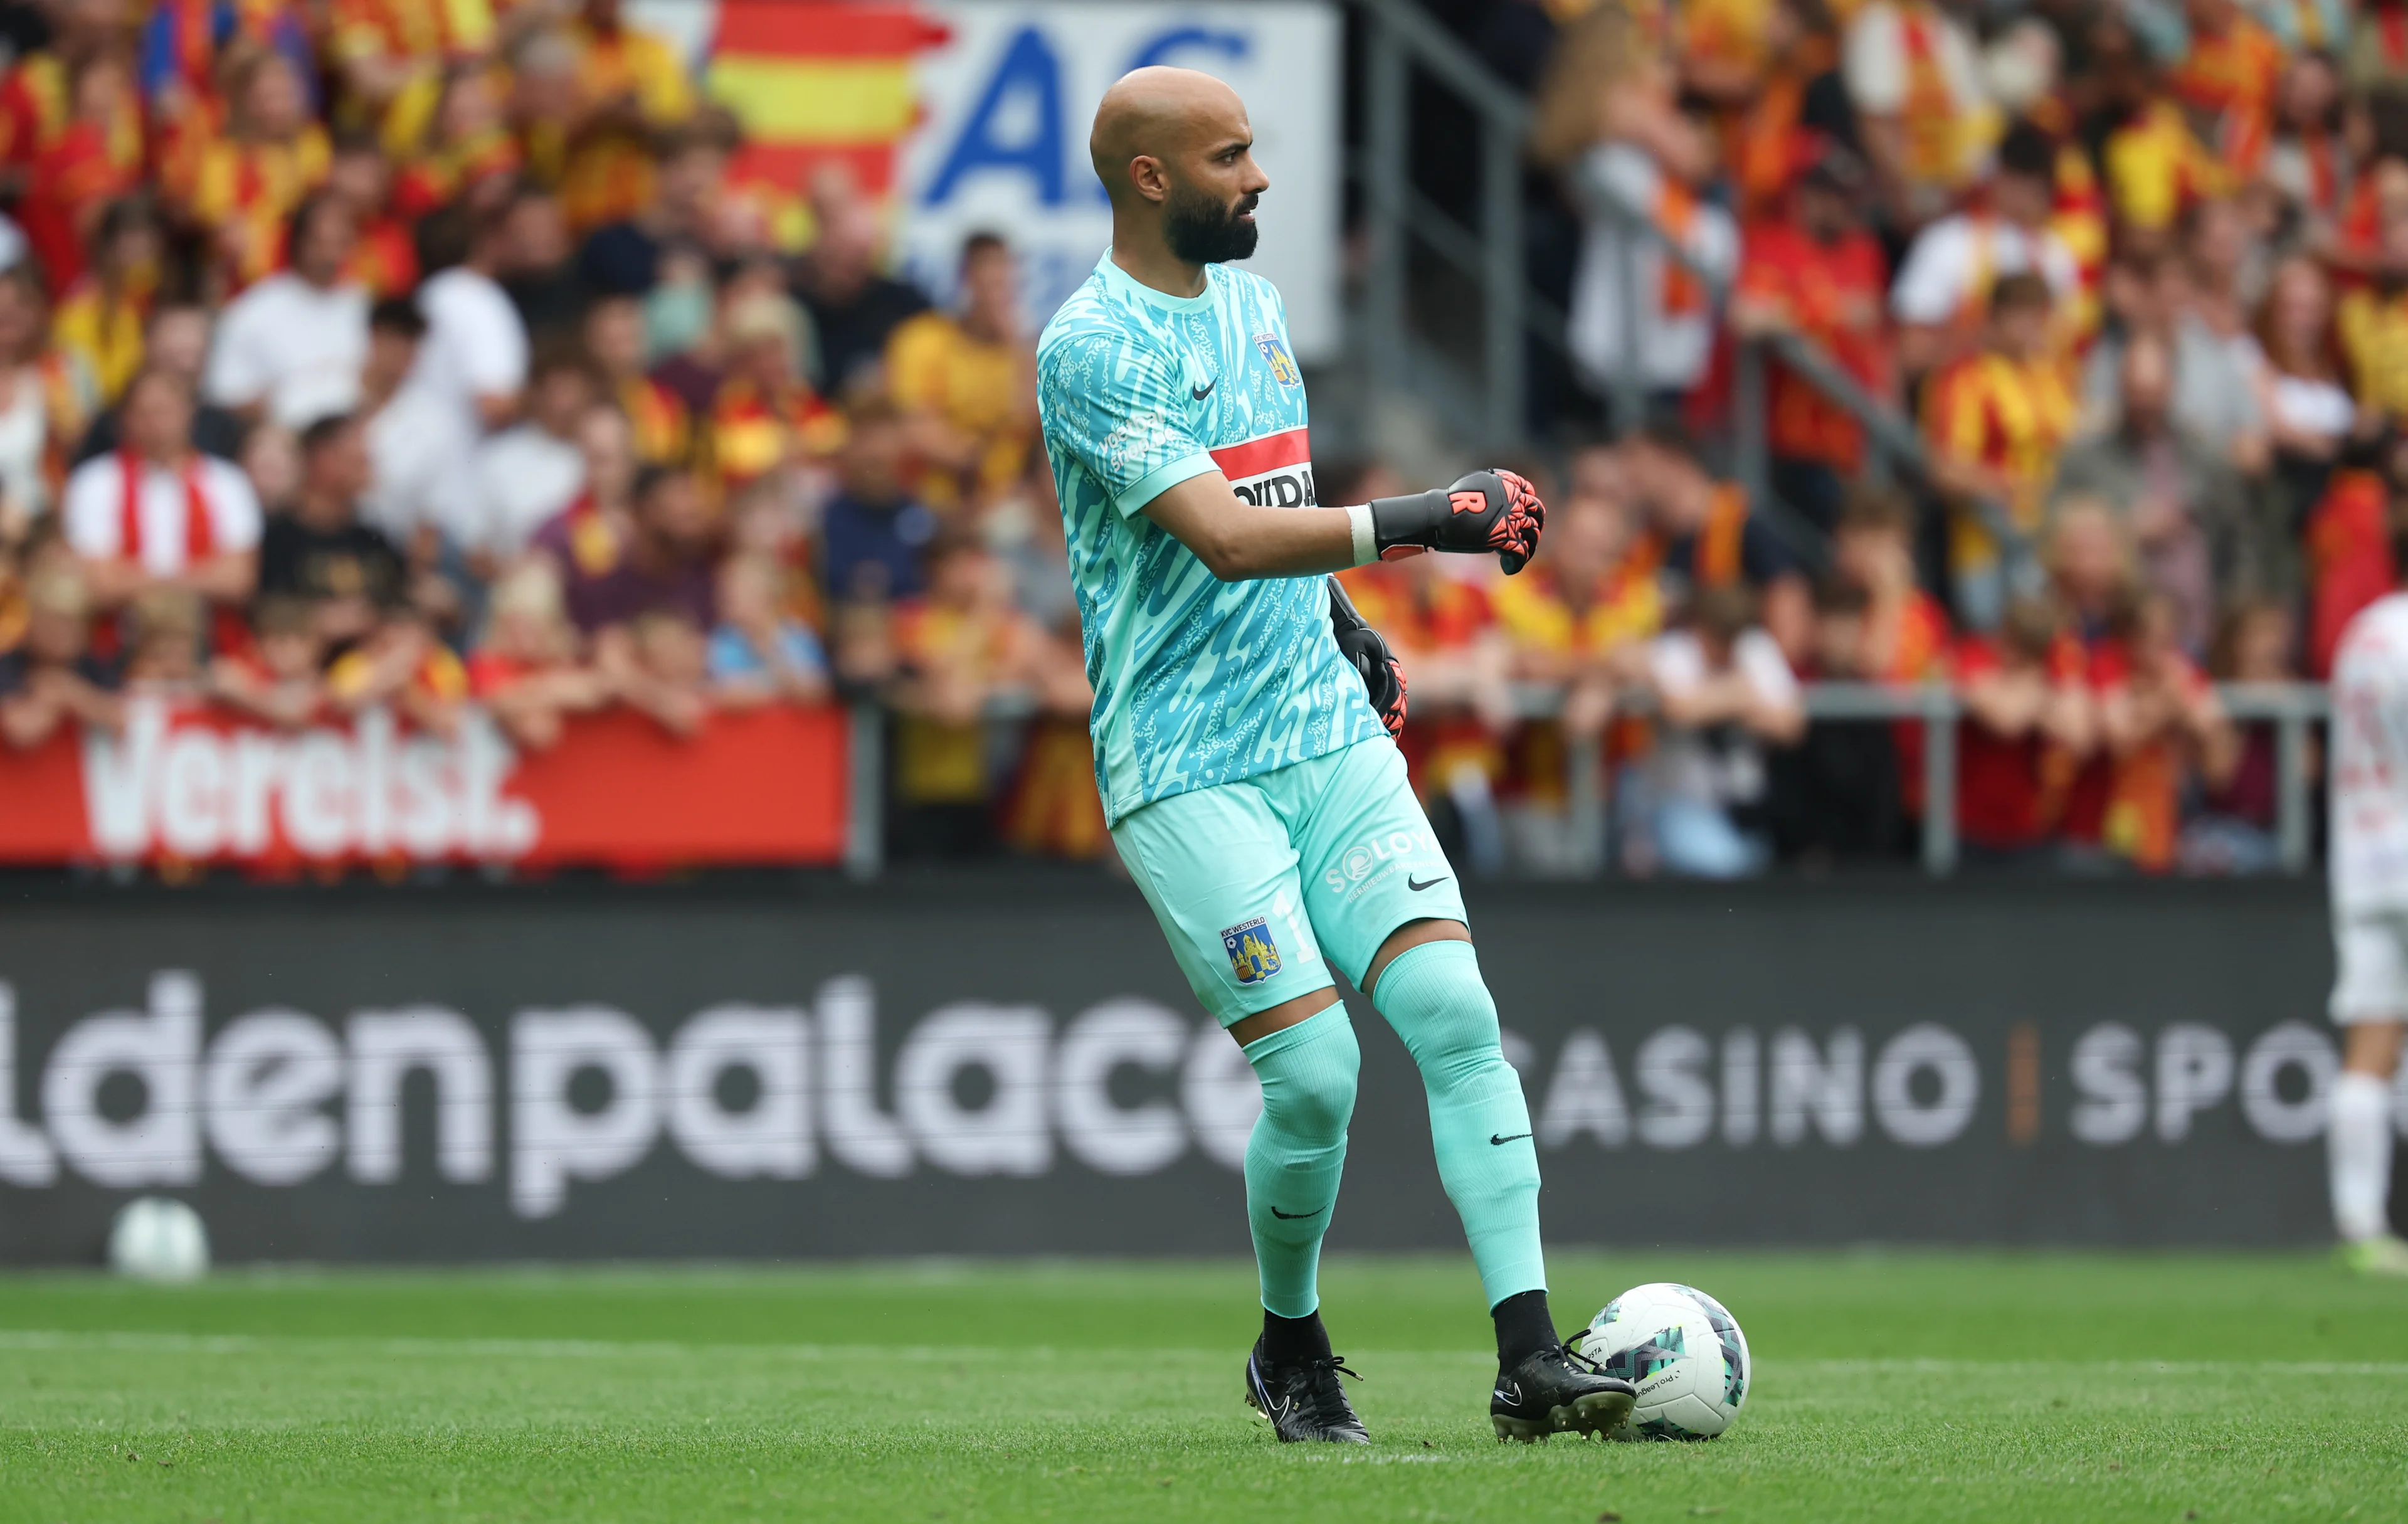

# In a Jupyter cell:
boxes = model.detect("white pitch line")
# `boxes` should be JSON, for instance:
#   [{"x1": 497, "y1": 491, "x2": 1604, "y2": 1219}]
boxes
[{"x1": 0, "y1": 1330, "x2": 2404, "y2": 1376}]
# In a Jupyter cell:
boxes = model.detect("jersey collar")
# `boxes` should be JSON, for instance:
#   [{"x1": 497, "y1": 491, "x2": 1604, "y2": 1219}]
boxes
[{"x1": 1096, "y1": 248, "x2": 1218, "y2": 314}]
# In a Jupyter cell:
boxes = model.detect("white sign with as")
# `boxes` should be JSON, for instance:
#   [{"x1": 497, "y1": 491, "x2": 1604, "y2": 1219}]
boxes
[{"x1": 898, "y1": 1, "x2": 1342, "y2": 361}]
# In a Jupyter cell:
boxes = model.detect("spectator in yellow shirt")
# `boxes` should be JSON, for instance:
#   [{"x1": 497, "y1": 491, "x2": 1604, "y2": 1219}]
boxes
[
  {"x1": 557, "y1": 0, "x2": 694, "y2": 233},
  {"x1": 885, "y1": 232, "x2": 1037, "y2": 514},
  {"x1": 1921, "y1": 272, "x2": 2075, "y2": 627},
  {"x1": 2339, "y1": 209, "x2": 2408, "y2": 421}
]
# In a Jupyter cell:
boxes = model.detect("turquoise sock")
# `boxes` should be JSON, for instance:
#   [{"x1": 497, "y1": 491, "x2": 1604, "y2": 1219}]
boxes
[
  {"x1": 1240, "y1": 1004, "x2": 1360, "y2": 1318},
  {"x1": 1373, "y1": 940, "x2": 1546, "y2": 1308}
]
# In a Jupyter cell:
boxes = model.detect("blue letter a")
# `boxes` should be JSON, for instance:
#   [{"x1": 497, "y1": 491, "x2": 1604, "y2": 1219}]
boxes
[{"x1": 926, "y1": 26, "x2": 1065, "y2": 207}]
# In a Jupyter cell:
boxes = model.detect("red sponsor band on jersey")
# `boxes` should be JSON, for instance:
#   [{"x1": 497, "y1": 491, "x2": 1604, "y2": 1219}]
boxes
[
  {"x1": 1208, "y1": 426, "x2": 1311, "y2": 483},
  {"x1": 1212, "y1": 426, "x2": 1318, "y2": 509}
]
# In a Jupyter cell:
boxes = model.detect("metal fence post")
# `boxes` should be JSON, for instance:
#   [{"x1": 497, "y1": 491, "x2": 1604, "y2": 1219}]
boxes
[
  {"x1": 1733, "y1": 337, "x2": 1768, "y2": 513},
  {"x1": 2277, "y1": 698, "x2": 2311, "y2": 875},
  {"x1": 846, "y1": 699, "x2": 884, "y2": 881},
  {"x1": 1610, "y1": 196, "x2": 1646, "y2": 435},
  {"x1": 1567, "y1": 731, "x2": 1605, "y2": 877},
  {"x1": 1920, "y1": 684, "x2": 1957, "y2": 877},
  {"x1": 1481, "y1": 114, "x2": 1524, "y2": 448},
  {"x1": 1365, "y1": 13, "x2": 1407, "y2": 395}
]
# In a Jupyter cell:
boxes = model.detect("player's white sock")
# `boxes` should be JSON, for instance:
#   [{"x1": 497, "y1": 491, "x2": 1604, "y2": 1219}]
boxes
[{"x1": 2329, "y1": 1071, "x2": 2395, "y2": 1243}]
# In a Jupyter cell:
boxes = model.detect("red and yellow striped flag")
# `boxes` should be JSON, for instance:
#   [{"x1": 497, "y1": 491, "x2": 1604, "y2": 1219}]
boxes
[{"x1": 708, "y1": 0, "x2": 951, "y2": 198}]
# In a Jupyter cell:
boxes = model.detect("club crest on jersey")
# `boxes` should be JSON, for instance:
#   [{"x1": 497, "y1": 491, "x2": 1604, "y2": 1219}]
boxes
[
  {"x1": 1221, "y1": 916, "x2": 1283, "y2": 983},
  {"x1": 1254, "y1": 332, "x2": 1301, "y2": 387}
]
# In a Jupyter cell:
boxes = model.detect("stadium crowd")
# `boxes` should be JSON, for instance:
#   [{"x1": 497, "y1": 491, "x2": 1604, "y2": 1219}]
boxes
[
  {"x1": 1393, "y1": 0, "x2": 2408, "y2": 875},
  {"x1": 0, "y1": 0, "x2": 2374, "y2": 875},
  {"x1": 0, "y1": 0, "x2": 1118, "y2": 863}
]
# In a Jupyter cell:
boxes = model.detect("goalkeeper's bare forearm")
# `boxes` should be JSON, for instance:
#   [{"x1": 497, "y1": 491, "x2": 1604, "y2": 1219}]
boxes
[{"x1": 1140, "y1": 467, "x2": 1546, "y2": 581}]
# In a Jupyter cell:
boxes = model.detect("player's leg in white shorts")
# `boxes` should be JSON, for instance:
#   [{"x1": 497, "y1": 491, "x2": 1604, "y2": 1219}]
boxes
[{"x1": 2328, "y1": 914, "x2": 2408, "y2": 1261}]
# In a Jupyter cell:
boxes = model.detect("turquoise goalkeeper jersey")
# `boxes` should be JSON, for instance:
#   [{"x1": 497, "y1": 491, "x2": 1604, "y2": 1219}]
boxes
[{"x1": 1037, "y1": 250, "x2": 1380, "y2": 826}]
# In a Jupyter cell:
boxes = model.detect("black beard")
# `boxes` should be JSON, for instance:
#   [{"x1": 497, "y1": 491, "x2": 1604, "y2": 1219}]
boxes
[{"x1": 1163, "y1": 184, "x2": 1259, "y2": 264}]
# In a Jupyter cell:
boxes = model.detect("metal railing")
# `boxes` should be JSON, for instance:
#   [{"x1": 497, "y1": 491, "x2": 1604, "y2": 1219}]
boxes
[
  {"x1": 1568, "y1": 161, "x2": 2039, "y2": 587},
  {"x1": 845, "y1": 682, "x2": 2330, "y2": 881},
  {"x1": 1356, "y1": 0, "x2": 1536, "y2": 449},
  {"x1": 1346, "y1": 1, "x2": 2039, "y2": 592}
]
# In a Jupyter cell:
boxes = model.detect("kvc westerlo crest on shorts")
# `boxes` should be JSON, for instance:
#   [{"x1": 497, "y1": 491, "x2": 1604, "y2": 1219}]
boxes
[{"x1": 1221, "y1": 916, "x2": 1283, "y2": 984}]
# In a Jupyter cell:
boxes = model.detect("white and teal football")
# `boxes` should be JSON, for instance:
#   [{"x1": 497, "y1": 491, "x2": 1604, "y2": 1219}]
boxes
[{"x1": 1571, "y1": 1283, "x2": 1750, "y2": 1439}]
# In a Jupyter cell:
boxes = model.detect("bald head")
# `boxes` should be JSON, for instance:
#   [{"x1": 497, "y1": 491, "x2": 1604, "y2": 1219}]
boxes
[
  {"x1": 1090, "y1": 67, "x2": 1249, "y2": 205},
  {"x1": 1089, "y1": 66, "x2": 1269, "y2": 275}
]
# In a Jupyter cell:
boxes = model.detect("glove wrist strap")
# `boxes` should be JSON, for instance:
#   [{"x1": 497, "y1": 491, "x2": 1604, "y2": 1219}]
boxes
[{"x1": 1366, "y1": 489, "x2": 1445, "y2": 555}]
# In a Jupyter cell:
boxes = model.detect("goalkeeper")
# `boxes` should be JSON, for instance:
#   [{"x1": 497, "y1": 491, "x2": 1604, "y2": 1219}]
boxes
[{"x1": 1037, "y1": 65, "x2": 1634, "y2": 1445}]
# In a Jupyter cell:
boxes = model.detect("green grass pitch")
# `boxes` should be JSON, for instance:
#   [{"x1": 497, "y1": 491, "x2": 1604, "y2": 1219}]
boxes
[{"x1": 2, "y1": 1251, "x2": 2403, "y2": 1523}]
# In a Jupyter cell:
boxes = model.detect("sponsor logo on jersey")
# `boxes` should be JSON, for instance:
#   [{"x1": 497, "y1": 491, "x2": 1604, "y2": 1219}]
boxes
[
  {"x1": 1210, "y1": 426, "x2": 1317, "y2": 509},
  {"x1": 1220, "y1": 916, "x2": 1283, "y2": 983},
  {"x1": 1254, "y1": 332, "x2": 1302, "y2": 386}
]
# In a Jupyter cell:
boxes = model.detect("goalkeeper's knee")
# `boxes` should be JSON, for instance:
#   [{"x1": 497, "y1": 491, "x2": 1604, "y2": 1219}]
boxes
[
  {"x1": 1244, "y1": 1002, "x2": 1360, "y2": 1141},
  {"x1": 1373, "y1": 939, "x2": 1505, "y2": 1094}
]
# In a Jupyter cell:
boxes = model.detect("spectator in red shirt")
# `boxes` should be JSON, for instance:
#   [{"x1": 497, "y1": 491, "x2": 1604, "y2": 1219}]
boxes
[
  {"x1": 2090, "y1": 589, "x2": 2235, "y2": 872},
  {"x1": 469, "y1": 561, "x2": 610, "y2": 752},
  {"x1": 1733, "y1": 138, "x2": 1893, "y2": 536},
  {"x1": 1955, "y1": 597, "x2": 2094, "y2": 864},
  {"x1": 208, "y1": 595, "x2": 325, "y2": 730}
]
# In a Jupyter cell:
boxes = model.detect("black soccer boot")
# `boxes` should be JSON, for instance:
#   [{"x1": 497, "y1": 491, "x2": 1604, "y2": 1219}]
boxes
[
  {"x1": 1489, "y1": 1341, "x2": 1637, "y2": 1442},
  {"x1": 1245, "y1": 1336, "x2": 1371, "y2": 1443}
]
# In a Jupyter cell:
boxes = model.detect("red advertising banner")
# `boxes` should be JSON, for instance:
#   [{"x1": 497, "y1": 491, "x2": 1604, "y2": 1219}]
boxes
[{"x1": 0, "y1": 701, "x2": 851, "y2": 867}]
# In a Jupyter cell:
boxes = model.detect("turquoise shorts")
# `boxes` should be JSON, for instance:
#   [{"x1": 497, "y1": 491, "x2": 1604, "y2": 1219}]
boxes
[{"x1": 1111, "y1": 738, "x2": 1470, "y2": 1025}]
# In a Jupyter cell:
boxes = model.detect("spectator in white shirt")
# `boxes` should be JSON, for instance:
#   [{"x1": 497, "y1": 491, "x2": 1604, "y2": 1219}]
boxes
[
  {"x1": 356, "y1": 296, "x2": 462, "y2": 547},
  {"x1": 1566, "y1": 99, "x2": 1739, "y2": 413},
  {"x1": 202, "y1": 193, "x2": 371, "y2": 429},
  {"x1": 1844, "y1": 0, "x2": 1993, "y2": 224},
  {"x1": 1889, "y1": 123, "x2": 2079, "y2": 376},
  {"x1": 462, "y1": 344, "x2": 596, "y2": 564},
  {"x1": 62, "y1": 369, "x2": 261, "y2": 615},
  {"x1": 1630, "y1": 584, "x2": 1806, "y2": 878},
  {"x1": 406, "y1": 199, "x2": 527, "y2": 445}
]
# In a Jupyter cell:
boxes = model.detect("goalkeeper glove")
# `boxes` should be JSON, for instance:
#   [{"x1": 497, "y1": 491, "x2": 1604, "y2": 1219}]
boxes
[
  {"x1": 1326, "y1": 575, "x2": 1407, "y2": 739},
  {"x1": 1364, "y1": 469, "x2": 1546, "y2": 574}
]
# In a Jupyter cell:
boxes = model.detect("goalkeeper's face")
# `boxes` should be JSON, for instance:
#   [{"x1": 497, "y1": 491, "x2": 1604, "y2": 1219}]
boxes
[
  {"x1": 1164, "y1": 177, "x2": 1259, "y2": 264},
  {"x1": 1161, "y1": 114, "x2": 1269, "y2": 265}
]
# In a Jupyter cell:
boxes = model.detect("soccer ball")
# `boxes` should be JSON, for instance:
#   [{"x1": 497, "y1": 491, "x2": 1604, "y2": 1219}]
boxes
[
  {"x1": 1571, "y1": 1282, "x2": 1750, "y2": 1439},
  {"x1": 107, "y1": 1197, "x2": 210, "y2": 1283}
]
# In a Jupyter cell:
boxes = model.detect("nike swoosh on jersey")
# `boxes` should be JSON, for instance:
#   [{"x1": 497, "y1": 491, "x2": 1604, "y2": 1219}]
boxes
[
  {"x1": 1407, "y1": 874, "x2": 1449, "y2": 891},
  {"x1": 1191, "y1": 379, "x2": 1215, "y2": 400}
]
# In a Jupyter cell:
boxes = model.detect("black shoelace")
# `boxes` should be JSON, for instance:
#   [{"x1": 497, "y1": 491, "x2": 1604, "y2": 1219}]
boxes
[
  {"x1": 1302, "y1": 1353, "x2": 1363, "y2": 1425},
  {"x1": 1551, "y1": 1341, "x2": 1604, "y2": 1377}
]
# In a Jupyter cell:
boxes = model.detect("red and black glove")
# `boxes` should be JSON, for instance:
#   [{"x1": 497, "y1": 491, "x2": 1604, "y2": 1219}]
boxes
[
  {"x1": 1366, "y1": 468, "x2": 1546, "y2": 574},
  {"x1": 1326, "y1": 576, "x2": 1407, "y2": 739}
]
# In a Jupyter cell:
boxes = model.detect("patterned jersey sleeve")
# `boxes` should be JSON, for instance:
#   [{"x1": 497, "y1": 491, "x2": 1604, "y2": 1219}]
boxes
[{"x1": 1038, "y1": 325, "x2": 1216, "y2": 517}]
